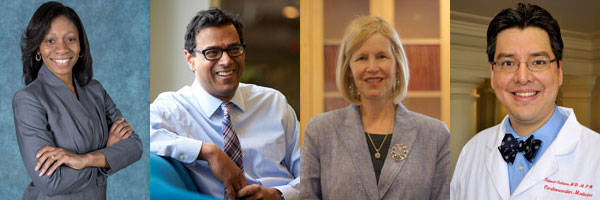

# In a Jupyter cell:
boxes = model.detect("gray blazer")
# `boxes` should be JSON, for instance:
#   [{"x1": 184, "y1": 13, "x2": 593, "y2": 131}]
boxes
[
  {"x1": 300, "y1": 104, "x2": 450, "y2": 200},
  {"x1": 12, "y1": 65, "x2": 143, "y2": 200}
]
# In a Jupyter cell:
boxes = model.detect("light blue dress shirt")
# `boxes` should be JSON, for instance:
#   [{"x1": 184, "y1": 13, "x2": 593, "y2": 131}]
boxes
[
  {"x1": 504, "y1": 105, "x2": 567, "y2": 194},
  {"x1": 150, "y1": 81, "x2": 301, "y2": 200}
]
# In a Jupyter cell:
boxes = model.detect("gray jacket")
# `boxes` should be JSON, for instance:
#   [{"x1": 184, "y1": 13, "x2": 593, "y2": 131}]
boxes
[
  {"x1": 300, "y1": 104, "x2": 450, "y2": 200},
  {"x1": 12, "y1": 65, "x2": 142, "y2": 200}
]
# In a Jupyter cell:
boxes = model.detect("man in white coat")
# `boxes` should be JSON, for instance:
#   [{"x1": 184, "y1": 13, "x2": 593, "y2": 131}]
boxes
[{"x1": 451, "y1": 3, "x2": 600, "y2": 200}]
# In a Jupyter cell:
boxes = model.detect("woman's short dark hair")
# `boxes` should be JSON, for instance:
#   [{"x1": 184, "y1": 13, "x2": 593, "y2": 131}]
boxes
[
  {"x1": 184, "y1": 8, "x2": 244, "y2": 56},
  {"x1": 486, "y1": 3, "x2": 563, "y2": 63},
  {"x1": 21, "y1": 1, "x2": 92, "y2": 86}
]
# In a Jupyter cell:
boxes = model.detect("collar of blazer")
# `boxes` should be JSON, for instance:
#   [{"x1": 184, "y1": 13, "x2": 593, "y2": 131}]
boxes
[
  {"x1": 38, "y1": 64, "x2": 80, "y2": 88},
  {"x1": 335, "y1": 103, "x2": 418, "y2": 200},
  {"x1": 38, "y1": 64, "x2": 94, "y2": 122},
  {"x1": 483, "y1": 107, "x2": 582, "y2": 199}
]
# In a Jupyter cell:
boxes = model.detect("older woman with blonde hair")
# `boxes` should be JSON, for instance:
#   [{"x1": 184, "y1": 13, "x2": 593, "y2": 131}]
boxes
[{"x1": 300, "y1": 16, "x2": 450, "y2": 199}]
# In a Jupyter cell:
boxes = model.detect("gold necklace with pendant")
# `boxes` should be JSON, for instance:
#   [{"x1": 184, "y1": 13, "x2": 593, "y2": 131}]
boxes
[{"x1": 366, "y1": 132, "x2": 389, "y2": 159}]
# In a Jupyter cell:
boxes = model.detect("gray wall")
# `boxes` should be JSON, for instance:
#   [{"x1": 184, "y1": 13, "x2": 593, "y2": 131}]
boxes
[
  {"x1": 150, "y1": 0, "x2": 210, "y2": 102},
  {"x1": 0, "y1": 0, "x2": 149, "y2": 199}
]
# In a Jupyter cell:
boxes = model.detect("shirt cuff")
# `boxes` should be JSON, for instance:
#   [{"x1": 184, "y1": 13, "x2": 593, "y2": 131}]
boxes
[
  {"x1": 170, "y1": 139, "x2": 203, "y2": 164},
  {"x1": 273, "y1": 185, "x2": 299, "y2": 200}
]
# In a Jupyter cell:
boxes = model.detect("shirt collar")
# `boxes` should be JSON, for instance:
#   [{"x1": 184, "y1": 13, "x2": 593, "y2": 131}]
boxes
[
  {"x1": 504, "y1": 105, "x2": 567, "y2": 148},
  {"x1": 191, "y1": 81, "x2": 246, "y2": 118}
]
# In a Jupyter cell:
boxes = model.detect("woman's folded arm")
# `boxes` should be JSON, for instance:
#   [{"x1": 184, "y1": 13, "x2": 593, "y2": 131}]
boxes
[
  {"x1": 13, "y1": 91, "x2": 104, "y2": 196},
  {"x1": 98, "y1": 82, "x2": 143, "y2": 175}
]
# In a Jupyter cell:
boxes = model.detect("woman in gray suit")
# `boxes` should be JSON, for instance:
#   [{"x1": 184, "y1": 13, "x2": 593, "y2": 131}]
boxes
[
  {"x1": 13, "y1": 2, "x2": 142, "y2": 199},
  {"x1": 300, "y1": 16, "x2": 450, "y2": 200}
]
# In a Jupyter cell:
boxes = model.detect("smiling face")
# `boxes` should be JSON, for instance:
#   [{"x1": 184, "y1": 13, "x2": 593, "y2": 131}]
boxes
[
  {"x1": 491, "y1": 27, "x2": 563, "y2": 131},
  {"x1": 185, "y1": 24, "x2": 245, "y2": 102},
  {"x1": 38, "y1": 15, "x2": 80, "y2": 81},
  {"x1": 349, "y1": 33, "x2": 397, "y2": 103}
]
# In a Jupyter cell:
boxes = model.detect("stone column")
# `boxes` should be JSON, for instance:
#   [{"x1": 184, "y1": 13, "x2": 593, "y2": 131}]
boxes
[{"x1": 450, "y1": 81, "x2": 482, "y2": 175}]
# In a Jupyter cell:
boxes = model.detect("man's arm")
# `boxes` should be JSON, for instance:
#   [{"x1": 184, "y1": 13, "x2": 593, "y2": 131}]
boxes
[
  {"x1": 150, "y1": 100, "x2": 205, "y2": 163},
  {"x1": 198, "y1": 142, "x2": 249, "y2": 198},
  {"x1": 237, "y1": 104, "x2": 301, "y2": 200},
  {"x1": 275, "y1": 104, "x2": 301, "y2": 199},
  {"x1": 150, "y1": 100, "x2": 247, "y2": 198}
]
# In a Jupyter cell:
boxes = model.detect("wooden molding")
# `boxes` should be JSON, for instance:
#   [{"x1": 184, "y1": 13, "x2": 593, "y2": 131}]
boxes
[
  {"x1": 300, "y1": 0, "x2": 324, "y2": 141},
  {"x1": 370, "y1": 0, "x2": 394, "y2": 25},
  {"x1": 440, "y1": 0, "x2": 450, "y2": 128}
]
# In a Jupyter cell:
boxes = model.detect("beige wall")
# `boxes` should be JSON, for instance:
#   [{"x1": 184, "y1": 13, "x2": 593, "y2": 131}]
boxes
[
  {"x1": 323, "y1": 0, "x2": 369, "y2": 42},
  {"x1": 394, "y1": 0, "x2": 440, "y2": 39},
  {"x1": 150, "y1": 0, "x2": 210, "y2": 102}
]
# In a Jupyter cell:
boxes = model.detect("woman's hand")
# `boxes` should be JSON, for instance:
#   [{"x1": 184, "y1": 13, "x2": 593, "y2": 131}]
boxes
[
  {"x1": 35, "y1": 146, "x2": 88, "y2": 176},
  {"x1": 106, "y1": 118, "x2": 133, "y2": 147}
]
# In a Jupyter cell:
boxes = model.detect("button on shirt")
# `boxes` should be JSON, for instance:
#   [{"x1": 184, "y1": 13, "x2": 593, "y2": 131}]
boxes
[
  {"x1": 504, "y1": 105, "x2": 567, "y2": 194},
  {"x1": 150, "y1": 82, "x2": 301, "y2": 200}
]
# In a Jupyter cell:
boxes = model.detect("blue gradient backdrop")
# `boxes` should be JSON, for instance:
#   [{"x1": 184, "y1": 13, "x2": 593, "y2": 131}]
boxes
[{"x1": 0, "y1": 0, "x2": 149, "y2": 199}]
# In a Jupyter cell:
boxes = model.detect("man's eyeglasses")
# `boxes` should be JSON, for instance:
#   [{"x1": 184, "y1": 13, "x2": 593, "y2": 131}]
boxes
[
  {"x1": 193, "y1": 44, "x2": 246, "y2": 61},
  {"x1": 492, "y1": 57, "x2": 557, "y2": 72}
]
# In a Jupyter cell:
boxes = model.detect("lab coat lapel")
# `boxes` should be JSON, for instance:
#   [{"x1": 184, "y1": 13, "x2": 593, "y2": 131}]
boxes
[
  {"x1": 512, "y1": 108, "x2": 581, "y2": 197},
  {"x1": 377, "y1": 104, "x2": 417, "y2": 198},
  {"x1": 337, "y1": 105, "x2": 379, "y2": 200},
  {"x1": 485, "y1": 119, "x2": 510, "y2": 200}
]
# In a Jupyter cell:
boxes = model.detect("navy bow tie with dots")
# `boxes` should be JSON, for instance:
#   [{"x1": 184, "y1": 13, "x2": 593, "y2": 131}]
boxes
[{"x1": 498, "y1": 134, "x2": 542, "y2": 164}]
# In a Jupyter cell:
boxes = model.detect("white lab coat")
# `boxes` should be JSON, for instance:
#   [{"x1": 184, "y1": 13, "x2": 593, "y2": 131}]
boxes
[{"x1": 451, "y1": 107, "x2": 600, "y2": 200}]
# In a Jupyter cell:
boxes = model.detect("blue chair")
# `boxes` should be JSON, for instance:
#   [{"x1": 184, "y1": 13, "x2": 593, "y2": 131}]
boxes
[{"x1": 150, "y1": 153, "x2": 219, "y2": 199}]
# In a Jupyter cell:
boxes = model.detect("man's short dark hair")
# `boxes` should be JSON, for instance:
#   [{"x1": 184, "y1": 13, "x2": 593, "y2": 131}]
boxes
[
  {"x1": 486, "y1": 3, "x2": 563, "y2": 63},
  {"x1": 184, "y1": 8, "x2": 244, "y2": 56}
]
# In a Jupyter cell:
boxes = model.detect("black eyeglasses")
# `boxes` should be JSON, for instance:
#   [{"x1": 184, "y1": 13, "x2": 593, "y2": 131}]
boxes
[{"x1": 193, "y1": 44, "x2": 246, "y2": 61}]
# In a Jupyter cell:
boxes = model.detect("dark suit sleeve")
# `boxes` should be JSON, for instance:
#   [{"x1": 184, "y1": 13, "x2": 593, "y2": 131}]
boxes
[
  {"x1": 96, "y1": 84, "x2": 143, "y2": 175},
  {"x1": 300, "y1": 118, "x2": 322, "y2": 200},
  {"x1": 431, "y1": 123, "x2": 450, "y2": 200},
  {"x1": 13, "y1": 91, "x2": 104, "y2": 196}
]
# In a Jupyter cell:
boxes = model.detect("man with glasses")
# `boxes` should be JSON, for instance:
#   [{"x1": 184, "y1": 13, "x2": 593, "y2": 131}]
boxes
[
  {"x1": 150, "y1": 8, "x2": 299, "y2": 200},
  {"x1": 451, "y1": 3, "x2": 600, "y2": 199}
]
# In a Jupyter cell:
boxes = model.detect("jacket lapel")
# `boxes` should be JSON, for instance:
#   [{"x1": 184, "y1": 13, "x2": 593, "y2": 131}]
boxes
[
  {"x1": 76, "y1": 81, "x2": 105, "y2": 141},
  {"x1": 512, "y1": 108, "x2": 581, "y2": 197},
  {"x1": 485, "y1": 119, "x2": 510, "y2": 199},
  {"x1": 336, "y1": 105, "x2": 379, "y2": 200},
  {"x1": 377, "y1": 104, "x2": 417, "y2": 198},
  {"x1": 38, "y1": 65, "x2": 91, "y2": 122},
  {"x1": 75, "y1": 79, "x2": 96, "y2": 120}
]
